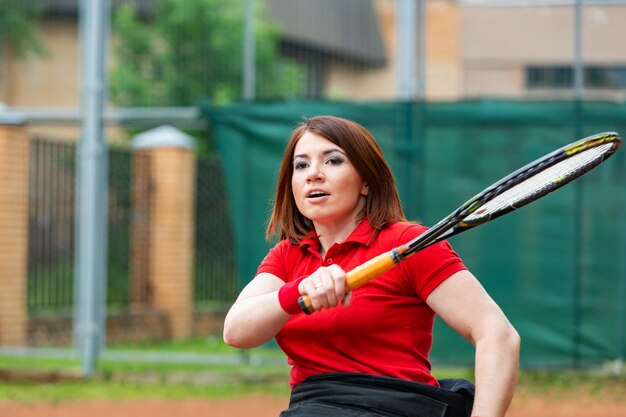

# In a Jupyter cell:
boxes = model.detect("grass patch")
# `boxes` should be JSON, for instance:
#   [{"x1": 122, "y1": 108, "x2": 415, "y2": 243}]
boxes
[
  {"x1": 515, "y1": 368, "x2": 626, "y2": 401},
  {"x1": 1, "y1": 339, "x2": 624, "y2": 404},
  {"x1": 0, "y1": 337, "x2": 290, "y2": 403},
  {"x1": 0, "y1": 376, "x2": 290, "y2": 404},
  {"x1": 0, "y1": 357, "x2": 290, "y2": 403}
]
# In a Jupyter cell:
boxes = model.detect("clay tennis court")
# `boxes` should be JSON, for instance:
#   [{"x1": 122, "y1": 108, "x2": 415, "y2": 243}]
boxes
[{"x1": 2, "y1": 388, "x2": 625, "y2": 417}]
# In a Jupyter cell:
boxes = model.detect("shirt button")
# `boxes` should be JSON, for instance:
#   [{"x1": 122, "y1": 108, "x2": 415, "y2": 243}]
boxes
[{"x1": 326, "y1": 258, "x2": 333, "y2": 265}]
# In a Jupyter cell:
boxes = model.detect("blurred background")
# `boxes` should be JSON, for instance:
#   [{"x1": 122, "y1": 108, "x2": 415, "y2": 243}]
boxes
[{"x1": 0, "y1": 0, "x2": 625, "y2": 383}]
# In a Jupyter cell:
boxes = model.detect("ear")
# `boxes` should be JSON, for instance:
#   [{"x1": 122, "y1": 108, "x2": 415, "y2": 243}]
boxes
[{"x1": 361, "y1": 182, "x2": 369, "y2": 196}]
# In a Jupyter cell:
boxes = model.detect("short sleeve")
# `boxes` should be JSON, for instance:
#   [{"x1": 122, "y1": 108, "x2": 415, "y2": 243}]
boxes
[
  {"x1": 256, "y1": 240, "x2": 290, "y2": 282},
  {"x1": 398, "y1": 227, "x2": 467, "y2": 301}
]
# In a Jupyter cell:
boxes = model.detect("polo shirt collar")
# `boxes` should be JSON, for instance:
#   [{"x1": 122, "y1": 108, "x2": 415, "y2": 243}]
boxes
[{"x1": 299, "y1": 218, "x2": 375, "y2": 253}]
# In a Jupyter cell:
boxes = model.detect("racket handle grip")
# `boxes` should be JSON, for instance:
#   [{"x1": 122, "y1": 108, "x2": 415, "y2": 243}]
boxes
[{"x1": 298, "y1": 248, "x2": 403, "y2": 314}]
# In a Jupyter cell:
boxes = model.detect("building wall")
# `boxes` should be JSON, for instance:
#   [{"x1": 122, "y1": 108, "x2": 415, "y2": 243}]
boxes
[
  {"x1": 1, "y1": 18, "x2": 81, "y2": 139},
  {"x1": 326, "y1": 0, "x2": 462, "y2": 101},
  {"x1": 4, "y1": 19, "x2": 79, "y2": 108},
  {"x1": 462, "y1": 5, "x2": 626, "y2": 99},
  {"x1": 426, "y1": 0, "x2": 462, "y2": 100},
  {"x1": 329, "y1": 2, "x2": 626, "y2": 101},
  {"x1": 325, "y1": 0, "x2": 397, "y2": 100}
]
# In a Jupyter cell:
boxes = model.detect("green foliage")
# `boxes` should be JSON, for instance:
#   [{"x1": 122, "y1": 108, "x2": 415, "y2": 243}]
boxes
[
  {"x1": 0, "y1": 0, "x2": 46, "y2": 79},
  {"x1": 110, "y1": 0, "x2": 304, "y2": 106}
]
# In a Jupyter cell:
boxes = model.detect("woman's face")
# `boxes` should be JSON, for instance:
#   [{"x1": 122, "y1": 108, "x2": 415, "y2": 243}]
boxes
[{"x1": 291, "y1": 131, "x2": 368, "y2": 227}]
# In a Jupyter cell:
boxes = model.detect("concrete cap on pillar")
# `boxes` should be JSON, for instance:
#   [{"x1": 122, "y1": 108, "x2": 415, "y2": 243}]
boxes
[
  {"x1": 132, "y1": 125, "x2": 195, "y2": 150},
  {"x1": 0, "y1": 103, "x2": 27, "y2": 125}
]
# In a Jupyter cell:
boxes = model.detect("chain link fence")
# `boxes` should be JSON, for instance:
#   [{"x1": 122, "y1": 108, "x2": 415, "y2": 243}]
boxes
[{"x1": 1, "y1": 0, "x2": 625, "y2": 367}]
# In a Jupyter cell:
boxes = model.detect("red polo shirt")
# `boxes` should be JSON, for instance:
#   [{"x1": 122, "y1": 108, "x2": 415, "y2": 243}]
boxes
[{"x1": 256, "y1": 218, "x2": 467, "y2": 388}]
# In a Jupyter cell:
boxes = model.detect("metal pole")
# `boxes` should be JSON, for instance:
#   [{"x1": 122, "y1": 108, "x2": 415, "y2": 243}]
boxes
[
  {"x1": 619, "y1": 159, "x2": 626, "y2": 371},
  {"x1": 416, "y1": 0, "x2": 426, "y2": 99},
  {"x1": 572, "y1": 0, "x2": 584, "y2": 367},
  {"x1": 574, "y1": 0, "x2": 584, "y2": 99},
  {"x1": 74, "y1": 0, "x2": 110, "y2": 377},
  {"x1": 395, "y1": 0, "x2": 417, "y2": 100},
  {"x1": 241, "y1": 3, "x2": 255, "y2": 363},
  {"x1": 243, "y1": 0, "x2": 256, "y2": 101}
]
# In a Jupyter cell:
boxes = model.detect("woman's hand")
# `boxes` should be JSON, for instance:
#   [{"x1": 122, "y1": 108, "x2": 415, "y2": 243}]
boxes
[{"x1": 299, "y1": 264, "x2": 352, "y2": 312}]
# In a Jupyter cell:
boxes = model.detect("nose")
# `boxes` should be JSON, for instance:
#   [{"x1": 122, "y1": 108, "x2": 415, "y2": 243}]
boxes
[{"x1": 306, "y1": 161, "x2": 324, "y2": 182}]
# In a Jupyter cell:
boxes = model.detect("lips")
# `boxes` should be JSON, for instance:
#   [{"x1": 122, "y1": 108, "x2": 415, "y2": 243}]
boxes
[{"x1": 306, "y1": 190, "x2": 330, "y2": 199}]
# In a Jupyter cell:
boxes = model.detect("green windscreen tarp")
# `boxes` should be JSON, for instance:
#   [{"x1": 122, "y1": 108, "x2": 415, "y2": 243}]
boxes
[{"x1": 202, "y1": 99, "x2": 626, "y2": 368}]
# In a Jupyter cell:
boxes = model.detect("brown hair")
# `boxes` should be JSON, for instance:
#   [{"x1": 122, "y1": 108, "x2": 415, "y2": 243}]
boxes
[{"x1": 266, "y1": 115, "x2": 406, "y2": 242}]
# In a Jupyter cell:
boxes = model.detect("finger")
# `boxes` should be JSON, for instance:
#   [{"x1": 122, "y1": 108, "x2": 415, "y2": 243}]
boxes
[
  {"x1": 319, "y1": 265, "x2": 345, "y2": 308},
  {"x1": 328, "y1": 264, "x2": 347, "y2": 301},
  {"x1": 315, "y1": 280, "x2": 335, "y2": 310},
  {"x1": 303, "y1": 273, "x2": 323, "y2": 294},
  {"x1": 302, "y1": 266, "x2": 345, "y2": 312},
  {"x1": 300, "y1": 275, "x2": 324, "y2": 311},
  {"x1": 343, "y1": 291, "x2": 352, "y2": 307},
  {"x1": 308, "y1": 287, "x2": 323, "y2": 311}
]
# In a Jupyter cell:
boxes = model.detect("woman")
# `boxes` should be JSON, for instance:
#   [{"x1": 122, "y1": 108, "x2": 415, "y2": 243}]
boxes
[{"x1": 223, "y1": 115, "x2": 520, "y2": 417}]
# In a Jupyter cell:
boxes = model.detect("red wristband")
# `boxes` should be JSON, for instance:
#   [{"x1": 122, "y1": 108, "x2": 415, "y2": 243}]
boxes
[{"x1": 278, "y1": 276, "x2": 307, "y2": 315}]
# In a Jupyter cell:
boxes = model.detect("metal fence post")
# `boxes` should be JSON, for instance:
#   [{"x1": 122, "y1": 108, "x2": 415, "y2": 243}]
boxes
[
  {"x1": 243, "y1": 0, "x2": 256, "y2": 102},
  {"x1": 74, "y1": 0, "x2": 110, "y2": 377}
]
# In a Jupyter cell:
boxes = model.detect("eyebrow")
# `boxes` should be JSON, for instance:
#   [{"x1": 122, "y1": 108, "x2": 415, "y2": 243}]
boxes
[{"x1": 293, "y1": 148, "x2": 346, "y2": 160}]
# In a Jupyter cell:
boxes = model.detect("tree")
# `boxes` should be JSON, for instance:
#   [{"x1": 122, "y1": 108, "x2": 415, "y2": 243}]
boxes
[
  {"x1": 0, "y1": 0, "x2": 45, "y2": 81},
  {"x1": 110, "y1": 0, "x2": 304, "y2": 106}
]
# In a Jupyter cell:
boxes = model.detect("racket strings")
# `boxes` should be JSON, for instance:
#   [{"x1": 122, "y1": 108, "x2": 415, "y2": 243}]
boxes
[{"x1": 463, "y1": 143, "x2": 615, "y2": 222}]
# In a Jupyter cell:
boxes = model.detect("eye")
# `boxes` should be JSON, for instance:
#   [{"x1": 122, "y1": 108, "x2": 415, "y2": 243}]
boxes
[
  {"x1": 326, "y1": 156, "x2": 344, "y2": 166},
  {"x1": 294, "y1": 160, "x2": 309, "y2": 171}
]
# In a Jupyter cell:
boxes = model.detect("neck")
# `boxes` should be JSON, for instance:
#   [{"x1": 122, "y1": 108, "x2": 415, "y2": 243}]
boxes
[{"x1": 314, "y1": 217, "x2": 362, "y2": 255}]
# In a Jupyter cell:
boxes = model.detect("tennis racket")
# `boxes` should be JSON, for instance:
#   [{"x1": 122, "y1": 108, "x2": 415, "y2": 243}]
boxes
[{"x1": 299, "y1": 131, "x2": 621, "y2": 314}]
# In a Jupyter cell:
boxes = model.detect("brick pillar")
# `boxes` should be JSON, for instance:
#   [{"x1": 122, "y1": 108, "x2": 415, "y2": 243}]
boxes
[
  {"x1": 0, "y1": 113, "x2": 29, "y2": 346},
  {"x1": 132, "y1": 126, "x2": 196, "y2": 340}
]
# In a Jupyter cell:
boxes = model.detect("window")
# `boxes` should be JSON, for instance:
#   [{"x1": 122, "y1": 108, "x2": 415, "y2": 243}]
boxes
[
  {"x1": 526, "y1": 65, "x2": 626, "y2": 90},
  {"x1": 526, "y1": 66, "x2": 573, "y2": 89},
  {"x1": 585, "y1": 66, "x2": 626, "y2": 89}
]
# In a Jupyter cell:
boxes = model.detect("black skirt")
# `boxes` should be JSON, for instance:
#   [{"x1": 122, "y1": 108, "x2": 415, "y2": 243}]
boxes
[{"x1": 280, "y1": 373, "x2": 475, "y2": 417}]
